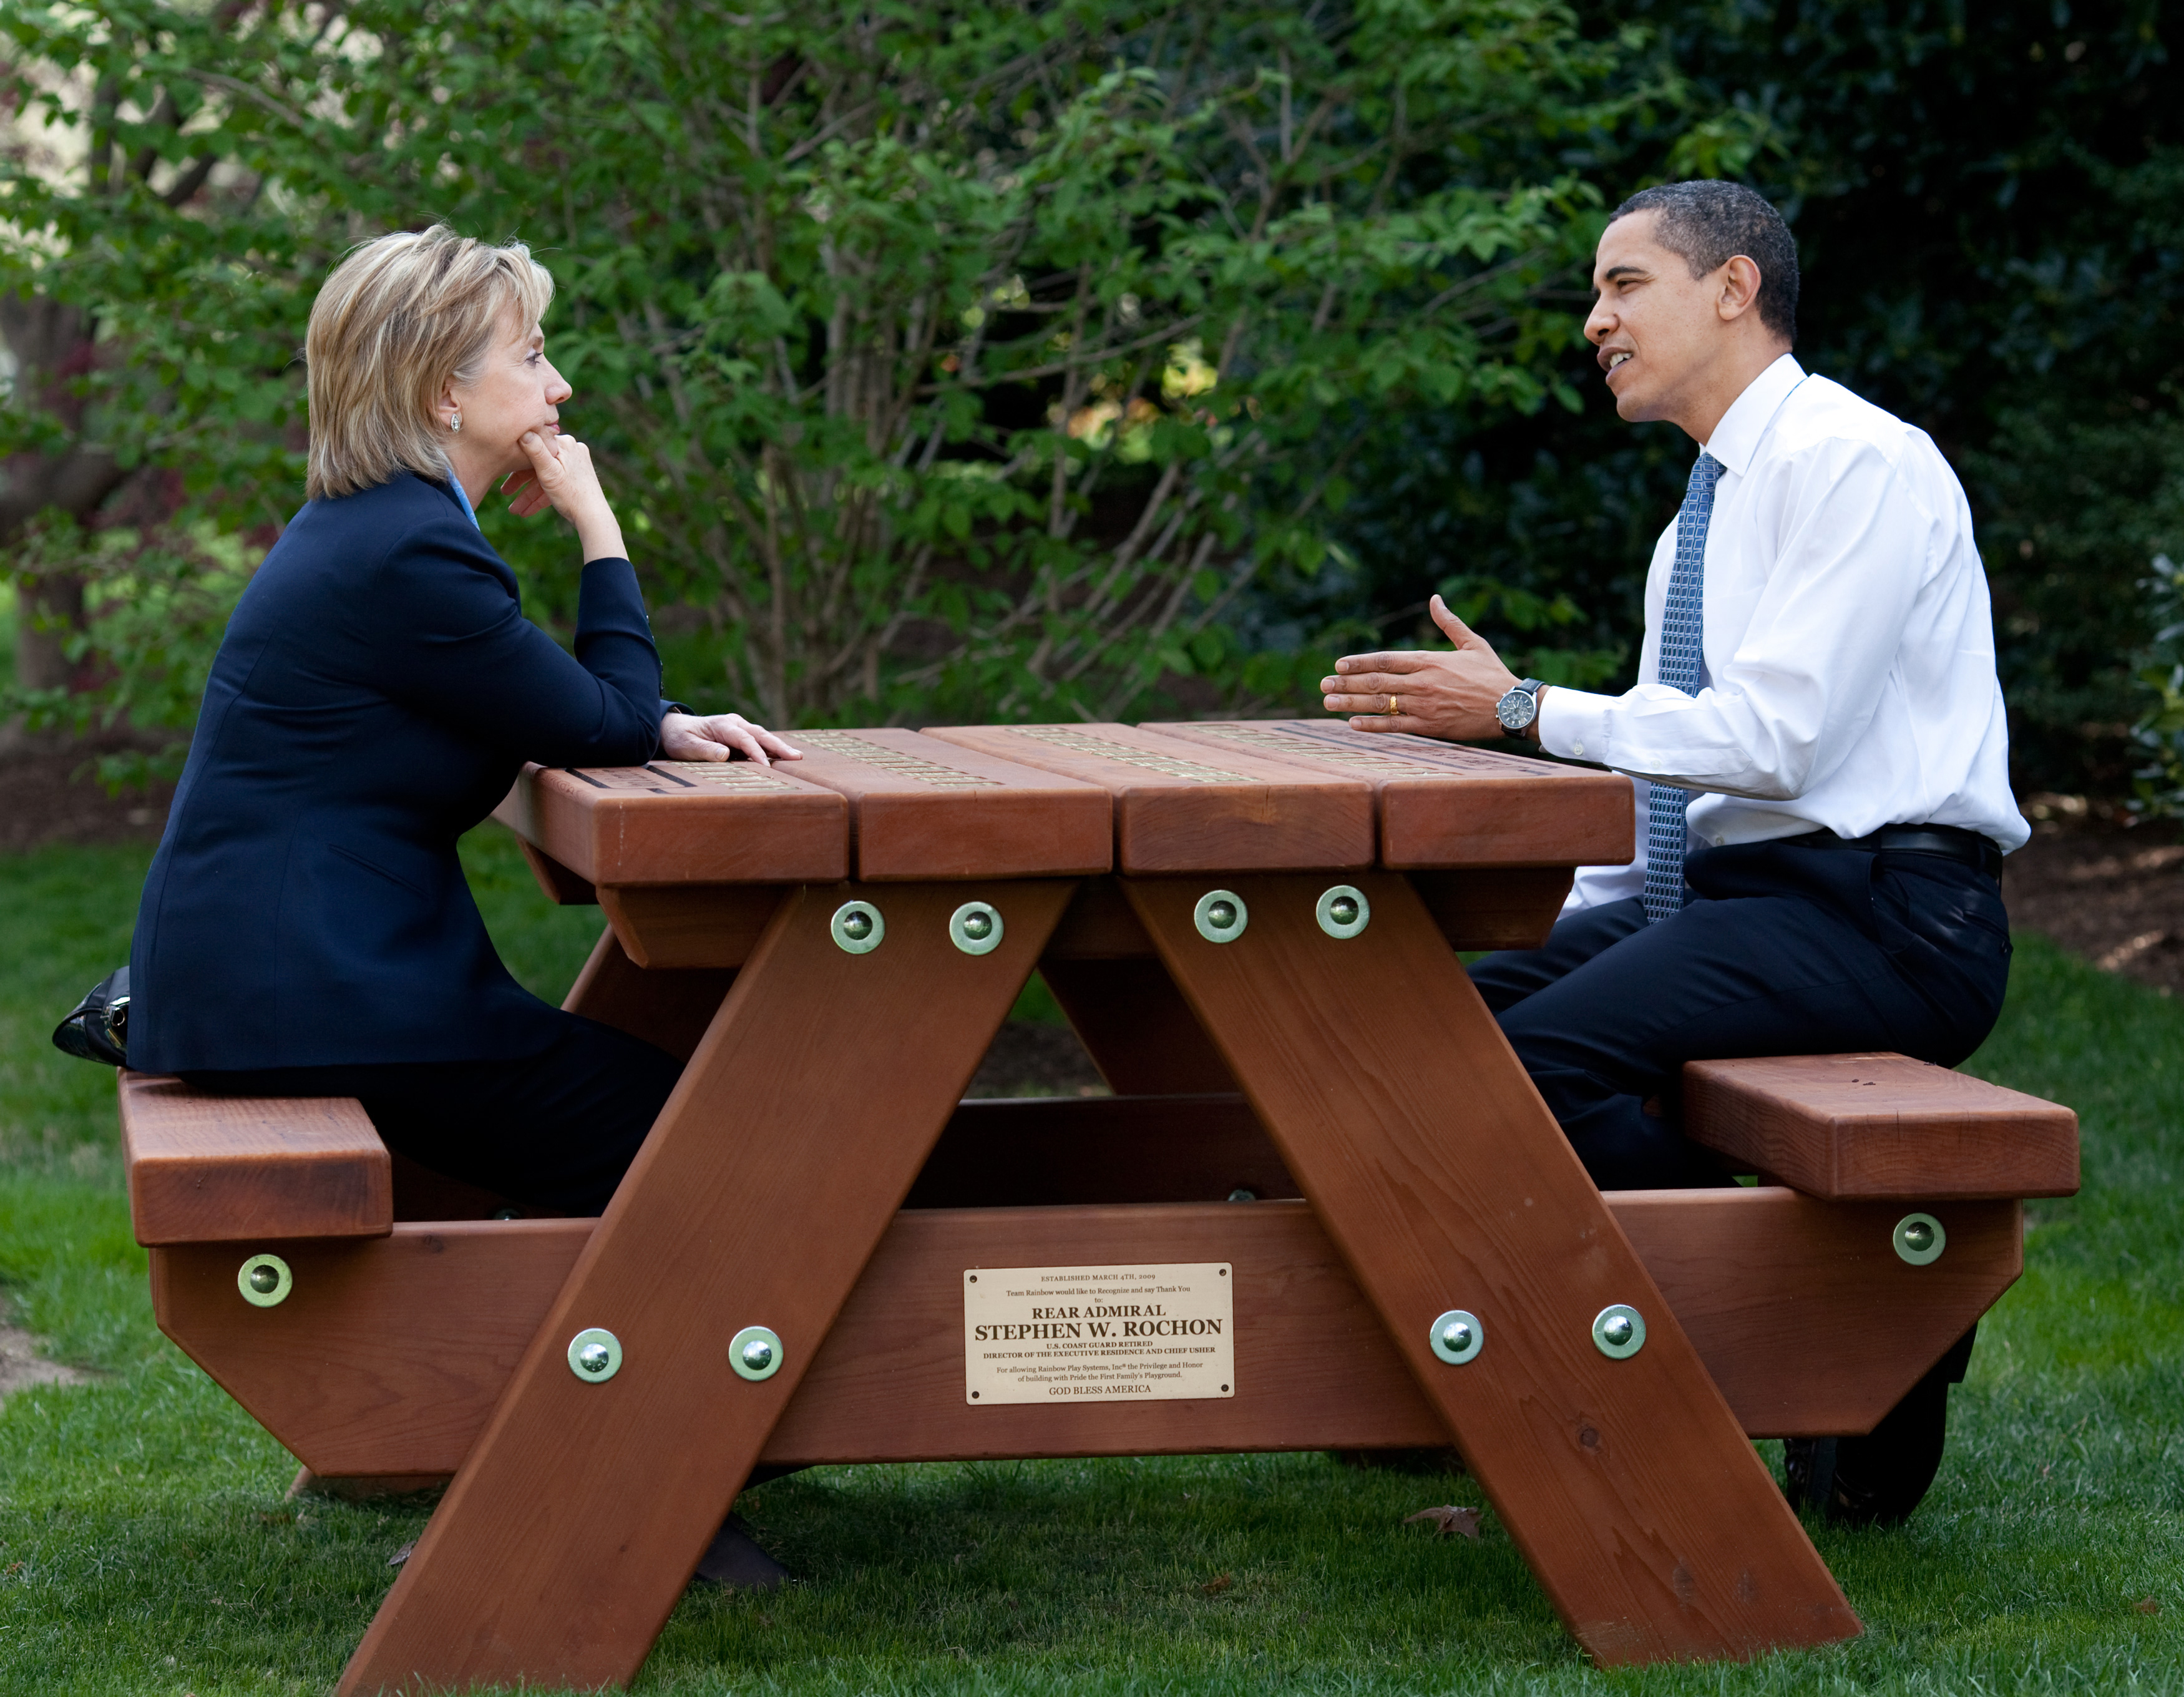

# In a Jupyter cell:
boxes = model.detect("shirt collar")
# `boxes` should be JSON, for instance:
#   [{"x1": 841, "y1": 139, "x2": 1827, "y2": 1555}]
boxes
[
  {"x1": 1701, "y1": 352, "x2": 1806, "y2": 478},
  {"x1": 439, "y1": 456, "x2": 482, "y2": 531}
]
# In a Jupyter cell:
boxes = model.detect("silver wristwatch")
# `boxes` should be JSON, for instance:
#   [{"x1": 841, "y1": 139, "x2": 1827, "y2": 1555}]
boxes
[{"x1": 1494, "y1": 677, "x2": 1546, "y2": 735}]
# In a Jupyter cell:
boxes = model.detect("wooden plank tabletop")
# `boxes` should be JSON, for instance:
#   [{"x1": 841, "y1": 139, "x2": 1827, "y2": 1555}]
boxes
[
  {"x1": 1145, "y1": 720, "x2": 1635, "y2": 869},
  {"x1": 920, "y1": 723, "x2": 1373, "y2": 873},
  {"x1": 782, "y1": 728, "x2": 1111, "y2": 880},
  {"x1": 500, "y1": 761, "x2": 849, "y2": 886}
]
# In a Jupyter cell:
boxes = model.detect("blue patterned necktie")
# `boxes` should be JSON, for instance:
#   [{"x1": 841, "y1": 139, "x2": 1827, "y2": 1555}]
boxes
[{"x1": 1643, "y1": 451, "x2": 1723, "y2": 922}]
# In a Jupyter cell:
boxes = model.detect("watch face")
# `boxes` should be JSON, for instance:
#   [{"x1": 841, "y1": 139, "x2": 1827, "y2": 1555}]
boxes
[{"x1": 1495, "y1": 688, "x2": 1534, "y2": 731}]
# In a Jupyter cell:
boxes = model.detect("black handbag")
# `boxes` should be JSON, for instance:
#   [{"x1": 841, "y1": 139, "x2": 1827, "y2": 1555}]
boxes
[{"x1": 53, "y1": 966, "x2": 130, "y2": 1066}]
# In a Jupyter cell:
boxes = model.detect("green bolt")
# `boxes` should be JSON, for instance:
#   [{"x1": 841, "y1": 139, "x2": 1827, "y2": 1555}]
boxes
[
  {"x1": 1207, "y1": 900, "x2": 1237, "y2": 930},
  {"x1": 1441, "y1": 1319, "x2": 1473, "y2": 1354},
  {"x1": 248, "y1": 1264, "x2": 280, "y2": 1294},
  {"x1": 1330, "y1": 896, "x2": 1359, "y2": 925},
  {"x1": 741, "y1": 1338, "x2": 775, "y2": 1374},
  {"x1": 578, "y1": 1343, "x2": 612, "y2": 1375},
  {"x1": 963, "y1": 911, "x2": 992, "y2": 939},
  {"x1": 1902, "y1": 1220, "x2": 1934, "y2": 1253},
  {"x1": 842, "y1": 911, "x2": 872, "y2": 940}
]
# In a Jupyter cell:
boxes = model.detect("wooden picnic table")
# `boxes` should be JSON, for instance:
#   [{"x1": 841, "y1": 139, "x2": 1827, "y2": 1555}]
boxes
[{"x1": 125, "y1": 718, "x2": 2081, "y2": 1690}]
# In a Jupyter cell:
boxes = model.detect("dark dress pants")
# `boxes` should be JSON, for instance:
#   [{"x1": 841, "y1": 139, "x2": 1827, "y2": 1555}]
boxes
[
  {"x1": 185, "y1": 1010, "x2": 681, "y2": 1216},
  {"x1": 1468, "y1": 838, "x2": 2014, "y2": 1191}
]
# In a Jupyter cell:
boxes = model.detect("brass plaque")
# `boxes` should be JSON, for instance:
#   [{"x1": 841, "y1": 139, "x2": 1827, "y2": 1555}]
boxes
[{"x1": 963, "y1": 1261, "x2": 1235, "y2": 1405}]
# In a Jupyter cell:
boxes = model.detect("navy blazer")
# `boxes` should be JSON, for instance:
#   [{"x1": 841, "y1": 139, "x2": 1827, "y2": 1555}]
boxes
[{"x1": 130, "y1": 472, "x2": 665, "y2": 1072}]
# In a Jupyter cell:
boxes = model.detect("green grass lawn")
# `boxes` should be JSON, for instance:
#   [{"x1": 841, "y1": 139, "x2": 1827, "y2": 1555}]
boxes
[{"x1": 1, "y1": 830, "x2": 2178, "y2": 1694}]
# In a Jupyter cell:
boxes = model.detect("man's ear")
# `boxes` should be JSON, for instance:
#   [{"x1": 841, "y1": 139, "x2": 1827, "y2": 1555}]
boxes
[{"x1": 1716, "y1": 255, "x2": 1765, "y2": 324}]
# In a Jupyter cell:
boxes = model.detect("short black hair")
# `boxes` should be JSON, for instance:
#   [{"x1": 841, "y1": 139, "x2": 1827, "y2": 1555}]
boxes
[{"x1": 1609, "y1": 180, "x2": 1798, "y2": 343}]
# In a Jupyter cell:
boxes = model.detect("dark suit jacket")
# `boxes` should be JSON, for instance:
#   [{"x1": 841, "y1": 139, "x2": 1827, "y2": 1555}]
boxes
[{"x1": 130, "y1": 471, "x2": 665, "y2": 1072}]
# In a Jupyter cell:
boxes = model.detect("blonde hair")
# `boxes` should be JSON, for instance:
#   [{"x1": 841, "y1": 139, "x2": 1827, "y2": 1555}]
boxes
[{"x1": 305, "y1": 226, "x2": 554, "y2": 501}]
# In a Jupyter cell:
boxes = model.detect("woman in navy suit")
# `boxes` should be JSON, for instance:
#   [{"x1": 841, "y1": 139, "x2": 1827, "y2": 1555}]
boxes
[{"x1": 129, "y1": 227, "x2": 798, "y2": 1218}]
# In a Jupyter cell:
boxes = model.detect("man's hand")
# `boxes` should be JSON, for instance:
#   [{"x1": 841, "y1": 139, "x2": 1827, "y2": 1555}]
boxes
[
  {"x1": 658, "y1": 712, "x2": 803, "y2": 766},
  {"x1": 1320, "y1": 595, "x2": 1522, "y2": 740}
]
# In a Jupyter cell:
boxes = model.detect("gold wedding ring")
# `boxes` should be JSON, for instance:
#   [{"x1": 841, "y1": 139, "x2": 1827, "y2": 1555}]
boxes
[{"x1": 1384, "y1": 694, "x2": 1400, "y2": 716}]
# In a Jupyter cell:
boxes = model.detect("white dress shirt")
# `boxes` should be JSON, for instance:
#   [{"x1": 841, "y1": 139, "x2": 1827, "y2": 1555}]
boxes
[{"x1": 1537, "y1": 353, "x2": 2027, "y2": 914}]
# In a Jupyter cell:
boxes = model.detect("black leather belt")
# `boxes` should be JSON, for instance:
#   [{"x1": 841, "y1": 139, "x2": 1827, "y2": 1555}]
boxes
[{"x1": 1783, "y1": 824, "x2": 2004, "y2": 880}]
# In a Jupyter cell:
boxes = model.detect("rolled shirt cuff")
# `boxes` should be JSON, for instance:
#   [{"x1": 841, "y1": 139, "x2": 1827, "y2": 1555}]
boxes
[{"x1": 1534, "y1": 686, "x2": 1618, "y2": 765}]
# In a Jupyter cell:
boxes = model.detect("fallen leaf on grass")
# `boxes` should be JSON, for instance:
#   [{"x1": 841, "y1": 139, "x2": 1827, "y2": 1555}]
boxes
[
  {"x1": 2136, "y1": 1597, "x2": 2160, "y2": 1615},
  {"x1": 388, "y1": 1542, "x2": 415, "y2": 1568},
  {"x1": 1404, "y1": 1505, "x2": 1482, "y2": 1540},
  {"x1": 1200, "y1": 1573, "x2": 1233, "y2": 1595}
]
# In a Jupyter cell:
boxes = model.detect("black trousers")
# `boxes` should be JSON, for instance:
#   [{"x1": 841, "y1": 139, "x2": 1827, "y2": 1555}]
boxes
[
  {"x1": 1468, "y1": 839, "x2": 2013, "y2": 1190},
  {"x1": 185, "y1": 1012, "x2": 682, "y2": 1216}
]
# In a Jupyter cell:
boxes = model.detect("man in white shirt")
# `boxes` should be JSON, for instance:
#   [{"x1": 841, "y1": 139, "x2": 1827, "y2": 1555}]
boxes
[{"x1": 1322, "y1": 180, "x2": 2019, "y2": 1522}]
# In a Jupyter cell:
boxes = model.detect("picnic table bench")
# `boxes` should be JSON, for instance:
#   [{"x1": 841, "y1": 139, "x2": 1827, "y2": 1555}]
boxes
[{"x1": 117, "y1": 720, "x2": 2080, "y2": 1691}]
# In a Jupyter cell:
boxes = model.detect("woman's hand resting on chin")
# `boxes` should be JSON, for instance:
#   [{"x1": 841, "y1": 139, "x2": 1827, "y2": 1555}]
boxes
[
  {"x1": 659, "y1": 712, "x2": 803, "y2": 767},
  {"x1": 499, "y1": 429, "x2": 626, "y2": 564}
]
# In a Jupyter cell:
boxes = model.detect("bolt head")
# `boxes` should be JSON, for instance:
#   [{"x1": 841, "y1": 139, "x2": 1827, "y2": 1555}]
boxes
[
  {"x1": 1207, "y1": 900, "x2": 1237, "y2": 929},
  {"x1": 1440, "y1": 1320, "x2": 1473, "y2": 1353},
  {"x1": 578, "y1": 1342, "x2": 612, "y2": 1376},
  {"x1": 740, "y1": 1338, "x2": 775, "y2": 1373},
  {"x1": 1601, "y1": 1314, "x2": 1634, "y2": 1347},
  {"x1": 1903, "y1": 1220, "x2": 1934, "y2": 1252},
  {"x1": 963, "y1": 911, "x2": 992, "y2": 939},
  {"x1": 1330, "y1": 896, "x2": 1359, "y2": 924},
  {"x1": 248, "y1": 1264, "x2": 280, "y2": 1294},
  {"x1": 842, "y1": 911, "x2": 872, "y2": 940}
]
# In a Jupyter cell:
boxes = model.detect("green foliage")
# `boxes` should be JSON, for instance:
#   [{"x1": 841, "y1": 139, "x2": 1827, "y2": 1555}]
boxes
[
  {"x1": 0, "y1": 0, "x2": 1649, "y2": 743},
  {"x1": 1322, "y1": 1, "x2": 2184, "y2": 787},
  {"x1": 2127, "y1": 554, "x2": 2184, "y2": 819},
  {"x1": 1436, "y1": 572, "x2": 1623, "y2": 685},
  {"x1": 2, "y1": 516, "x2": 257, "y2": 788}
]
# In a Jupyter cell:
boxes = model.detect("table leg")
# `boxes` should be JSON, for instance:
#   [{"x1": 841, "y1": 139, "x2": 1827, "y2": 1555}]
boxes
[
  {"x1": 1038, "y1": 956, "x2": 1237, "y2": 1093},
  {"x1": 1125, "y1": 872, "x2": 1860, "y2": 1665},
  {"x1": 562, "y1": 925, "x2": 736, "y2": 1062},
  {"x1": 336, "y1": 879, "x2": 1078, "y2": 1695}
]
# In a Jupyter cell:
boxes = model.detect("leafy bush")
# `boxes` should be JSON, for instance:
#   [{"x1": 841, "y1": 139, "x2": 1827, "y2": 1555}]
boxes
[
  {"x1": 0, "y1": 0, "x2": 1645, "y2": 756},
  {"x1": 2128, "y1": 553, "x2": 2184, "y2": 819},
  {"x1": 1327, "y1": 0, "x2": 2184, "y2": 790}
]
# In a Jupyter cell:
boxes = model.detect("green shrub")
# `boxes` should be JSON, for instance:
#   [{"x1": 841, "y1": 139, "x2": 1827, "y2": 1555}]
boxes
[{"x1": 0, "y1": 0, "x2": 1645, "y2": 754}]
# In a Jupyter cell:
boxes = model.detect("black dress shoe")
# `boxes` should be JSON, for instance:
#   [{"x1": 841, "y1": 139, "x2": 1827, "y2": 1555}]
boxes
[
  {"x1": 692, "y1": 1512, "x2": 789, "y2": 1590},
  {"x1": 1785, "y1": 1326, "x2": 1976, "y2": 1525}
]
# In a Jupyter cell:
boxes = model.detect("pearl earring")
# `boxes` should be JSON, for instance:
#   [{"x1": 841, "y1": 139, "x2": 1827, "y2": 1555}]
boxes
[{"x1": 449, "y1": 411, "x2": 462, "y2": 434}]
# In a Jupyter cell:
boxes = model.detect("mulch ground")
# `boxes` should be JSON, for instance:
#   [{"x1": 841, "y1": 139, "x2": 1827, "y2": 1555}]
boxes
[
  {"x1": 2003, "y1": 809, "x2": 2184, "y2": 997},
  {"x1": 1, "y1": 735, "x2": 175, "y2": 854}
]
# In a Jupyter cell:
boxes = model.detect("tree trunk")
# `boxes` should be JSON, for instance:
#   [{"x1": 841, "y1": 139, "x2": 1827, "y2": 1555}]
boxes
[
  {"x1": 14, "y1": 570, "x2": 87, "y2": 693},
  {"x1": 0, "y1": 296, "x2": 129, "y2": 695}
]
